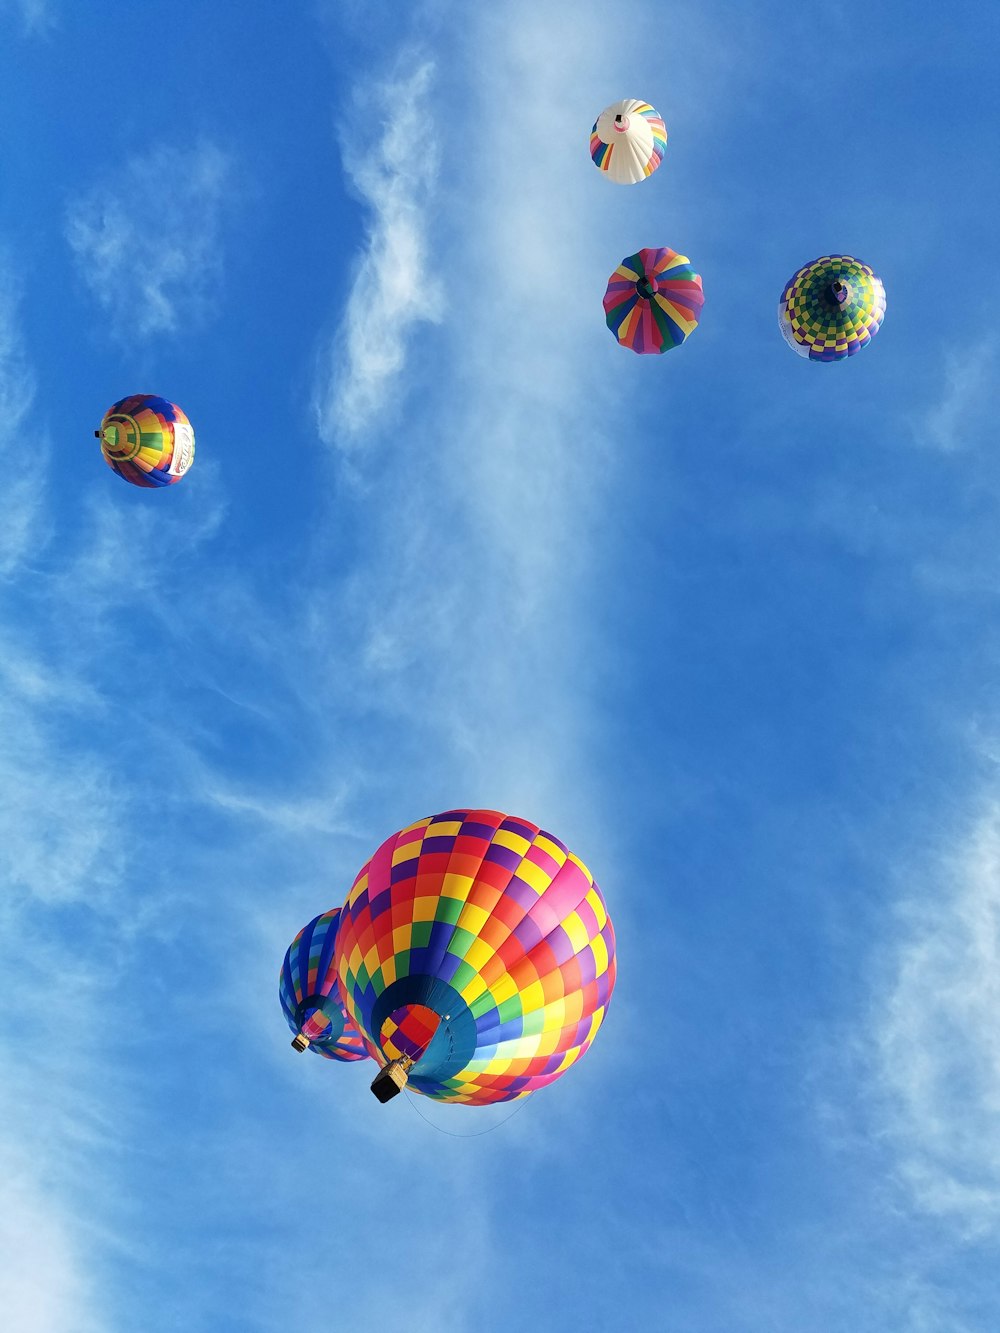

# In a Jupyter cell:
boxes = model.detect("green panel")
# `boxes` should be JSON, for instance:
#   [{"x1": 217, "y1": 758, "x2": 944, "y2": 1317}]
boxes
[
  {"x1": 520, "y1": 1008, "x2": 547, "y2": 1036},
  {"x1": 409, "y1": 921, "x2": 433, "y2": 949},
  {"x1": 448, "y1": 959, "x2": 478, "y2": 992},
  {"x1": 445, "y1": 926, "x2": 476, "y2": 958},
  {"x1": 497, "y1": 994, "x2": 524, "y2": 1023},
  {"x1": 434, "y1": 895, "x2": 465, "y2": 925},
  {"x1": 469, "y1": 991, "x2": 499, "y2": 1019}
]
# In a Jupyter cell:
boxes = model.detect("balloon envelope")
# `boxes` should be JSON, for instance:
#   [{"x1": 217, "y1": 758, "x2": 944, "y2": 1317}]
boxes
[
  {"x1": 280, "y1": 909, "x2": 369, "y2": 1061},
  {"x1": 97, "y1": 394, "x2": 195, "y2": 488},
  {"x1": 604, "y1": 247, "x2": 704, "y2": 354},
  {"x1": 590, "y1": 99, "x2": 667, "y2": 184},
  {"x1": 335, "y1": 810, "x2": 617, "y2": 1104},
  {"x1": 778, "y1": 255, "x2": 886, "y2": 361}
]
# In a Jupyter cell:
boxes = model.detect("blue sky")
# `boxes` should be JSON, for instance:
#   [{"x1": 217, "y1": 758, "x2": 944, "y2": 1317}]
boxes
[{"x1": 1, "y1": 1, "x2": 999, "y2": 1330}]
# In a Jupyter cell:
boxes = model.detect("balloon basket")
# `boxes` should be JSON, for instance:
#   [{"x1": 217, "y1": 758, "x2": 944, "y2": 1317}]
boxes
[{"x1": 371, "y1": 1057, "x2": 412, "y2": 1103}]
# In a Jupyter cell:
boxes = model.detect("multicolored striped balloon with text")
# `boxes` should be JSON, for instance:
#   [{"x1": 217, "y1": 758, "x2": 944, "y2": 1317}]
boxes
[
  {"x1": 96, "y1": 394, "x2": 195, "y2": 488},
  {"x1": 335, "y1": 810, "x2": 617, "y2": 1105},
  {"x1": 604, "y1": 247, "x2": 704, "y2": 354}
]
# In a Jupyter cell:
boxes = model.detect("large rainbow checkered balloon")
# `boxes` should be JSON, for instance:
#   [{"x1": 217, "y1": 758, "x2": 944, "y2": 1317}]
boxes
[
  {"x1": 778, "y1": 255, "x2": 886, "y2": 362},
  {"x1": 604, "y1": 247, "x2": 704, "y2": 355},
  {"x1": 96, "y1": 394, "x2": 195, "y2": 488},
  {"x1": 334, "y1": 810, "x2": 617, "y2": 1105},
  {"x1": 590, "y1": 99, "x2": 667, "y2": 184},
  {"x1": 280, "y1": 909, "x2": 369, "y2": 1062}
]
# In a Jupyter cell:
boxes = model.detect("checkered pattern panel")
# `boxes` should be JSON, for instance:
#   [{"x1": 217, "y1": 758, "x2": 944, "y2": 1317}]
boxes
[
  {"x1": 336, "y1": 810, "x2": 617, "y2": 1104},
  {"x1": 279, "y1": 908, "x2": 369, "y2": 1062},
  {"x1": 778, "y1": 255, "x2": 886, "y2": 362}
]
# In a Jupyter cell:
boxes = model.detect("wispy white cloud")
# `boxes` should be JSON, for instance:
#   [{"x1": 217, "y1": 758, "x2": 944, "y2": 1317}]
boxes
[
  {"x1": 66, "y1": 141, "x2": 236, "y2": 339},
  {"x1": 0, "y1": 0, "x2": 53, "y2": 35},
  {"x1": 872, "y1": 802, "x2": 1000, "y2": 1236},
  {"x1": 914, "y1": 340, "x2": 996, "y2": 452},
  {"x1": 0, "y1": 269, "x2": 47, "y2": 576},
  {"x1": 0, "y1": 1176, "x2": 102, "y2": 1333},
  {"x1": 314, "y1": 58, "x2": 442, "y2": 444}
]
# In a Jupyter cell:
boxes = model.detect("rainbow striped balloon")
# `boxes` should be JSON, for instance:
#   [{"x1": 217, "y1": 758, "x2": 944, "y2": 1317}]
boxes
[
  {"x1": 604, "y1": 248, "x2": 704, "y2": 354},
  {"x1": 280, "y1": 909, "x2": 369, "y2": 1062},
  {"x1": 335, "y1": 810, "x2": 617, "y2": 1105},
  {"x1": 96, "y1": 394, "x2": 195, "y2": 488},
  {"x1": 778, "y1": 255, "x2": 886, "y2": 362},
  {"x1": 590, "y1": 99, "x2": 667, "y2": 184}
]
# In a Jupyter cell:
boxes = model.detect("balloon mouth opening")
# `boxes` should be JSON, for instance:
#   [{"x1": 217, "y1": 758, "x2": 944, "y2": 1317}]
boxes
[
  {"x1": 613, "y1": 114, "x2": 630, "y2": 133},
  {"x1": 635, "y1": 275, "x2": 659, "y2": 300},
  {"x1": 98, "y1": 415, "x2": 142, "y2": 462},
  {"x1": 379, "y1": 1003, "x2": 443, "y2": 1065},
  {"x1": 830, "y1": 280, "x2": 850, "y2": 305}
]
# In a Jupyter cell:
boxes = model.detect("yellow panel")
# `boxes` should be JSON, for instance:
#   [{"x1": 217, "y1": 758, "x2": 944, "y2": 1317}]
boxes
[
  {"x1": 552, "y1": 1046, "x2": 578, "y2": 1075},
  {"x1": 480, "y1": 1057, "x2": 513, "y2": 1076},
  {"x1": 591, "y1": 934, "x2": 610, "y2": 976},
  {"x1": 400, "y1": 817, "x2": 433, "y2": 835},
  {"x1": 347, "y1": 946, "x2": 363, "y2": 976},
  {"x1": 347, "y1": 873, "x2": 368, "y2": 905},
  {"x1": 379, "y1": 955, "x2": 397, "y2": 988},
  {"x1": 411, "y1": 895, "x2": 438, "y2": 922},
  {"x1": 426, "y1": 819, "x2": 462, "y2": 838},
  {"x1": 585, "y1": 887, "x2": 607, "y2": 929},
  {"x1": 516, "y1": 857, "x2": 550, "y2": 893},
  {"x1": 496, "y1": 1035, "x2": 544, "y2": 1060},
  {"x1": 363, "y1": 945, "x2": 381, "y2": 976},
  {"x1": 392, "y1": 843, "x2": 421, "y2": 866},
  {"x1": 441, "y1": 872, "x2": 474, "y2": 901},
  {"x1": 533, "y1": 834, "x2": 567, "y2": 866},
  {"x1": 493, "y1": 828, "x2": 530, "y2": 855},
  {"x1": 391, "y1": 924, "x2": 412, "y2": 954},
  {"x1": 538, "y1": 997, "x2": 568, "y2": 1030},
  {"x1": 489, "y1": 971, "x2": 519, "y2": 1006},
  {"x1": 456, "y1": 902, "x2": 489, "y2": 936},
  {"x1": 459, "y1": 936, "x2": 493, "y2": 975},
  {"x1": 518, "y1": 979, "x2": 546, "y2": 1014},
  {"x1": 562, "y1": 911, "x2": 591, "y2": 953}
]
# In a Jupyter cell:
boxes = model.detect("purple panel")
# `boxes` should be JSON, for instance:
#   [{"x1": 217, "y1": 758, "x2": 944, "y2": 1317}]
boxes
[
  {"x1": 421, "y1": 835, "x2": 458, "y2": 855},
  {"x1": 485, "y1": 844, "x2": 522, "y2": 872},
  {"x1": 540, "y1": 924, "x2": 576, "y2": 966},
  {"x1": 461, "y1": 820, "x2": 499, "y2": 841},
  {"x1": 577, "y1": 947, "x2": 598, "y2": 987},
  {"x1": 501, "y1": 818, "x2": 537, "y2": 841},
  {"x1": 503, "y1": 876, "x2": 539, "y2": 910},
  {"x1": 368, "y1": 887, "x2": 392, "y2": 918},
  {"x1": 512, "y1": 914, "x2": 545, "y2": 952}
]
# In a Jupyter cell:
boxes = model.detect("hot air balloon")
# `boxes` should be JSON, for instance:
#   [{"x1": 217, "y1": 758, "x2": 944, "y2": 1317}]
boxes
[
  {"x1": 280, "y1": 909, "x2": 369, "y2": 1061},
  {"x1": 590, "y1": 99, "x2": 667, "y2": 184},
  {"x1": 778, "y1": 256, "x2": 886, "y2": 361},
  {"x1": 333, "y1": 810, "x2": 616, "y2": 1105},
  {"x1": 604, "y1": 247, "x2": 704, "y2": 354},
  {"x1": 95, "y1": 394, "x2": 195, "y2": 487}
]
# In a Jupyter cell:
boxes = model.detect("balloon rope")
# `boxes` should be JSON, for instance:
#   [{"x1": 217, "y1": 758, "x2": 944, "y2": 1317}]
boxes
[{"x1": 402, "y1": 1087, "x2": 530, "y2": 1138}]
